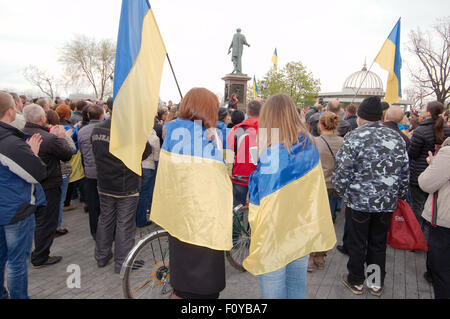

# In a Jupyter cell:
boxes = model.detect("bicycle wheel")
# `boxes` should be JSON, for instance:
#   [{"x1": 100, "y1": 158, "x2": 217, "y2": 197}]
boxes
[
  {"x1": 226, "y1": 206, "x2": 251, "y2": 272},
  {"x1": 121, "y1": 230, "x2": 172, "y2": 299}
]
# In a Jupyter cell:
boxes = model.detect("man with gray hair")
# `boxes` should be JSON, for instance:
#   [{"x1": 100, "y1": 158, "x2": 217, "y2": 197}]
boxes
[{"x1": 22, "y1": 104, "x2": 74, "y2": 268}]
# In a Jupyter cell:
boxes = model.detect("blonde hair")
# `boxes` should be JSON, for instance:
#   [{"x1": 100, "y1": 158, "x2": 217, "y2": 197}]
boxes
[{"x1": 258, "y1": 94, "x2": 310, "y2": 154}]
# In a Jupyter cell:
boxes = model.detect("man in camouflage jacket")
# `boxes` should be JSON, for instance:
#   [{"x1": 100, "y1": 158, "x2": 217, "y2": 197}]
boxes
[{"x1": 332, "y1": 97, "x2": 410, "y2": 297}]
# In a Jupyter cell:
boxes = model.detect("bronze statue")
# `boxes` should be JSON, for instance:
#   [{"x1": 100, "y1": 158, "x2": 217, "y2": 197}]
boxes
[{"x1": 228, "y1": 28, "x2": 250, "y2": 75}]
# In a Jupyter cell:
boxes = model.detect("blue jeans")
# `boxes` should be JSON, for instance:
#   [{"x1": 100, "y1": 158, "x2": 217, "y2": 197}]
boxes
[
  {"x1": 258, "y1": 256, "x2": 309, "y2": 299},
  {"x1": 136, "y1": 165, "x2": 158, "y2": 227},
  {"x1": 58, "y1": 174, "x2": 70, "y2": 230},
  {"x1": 0, "y1": 215, "x2": 35, "y2": 299},
  {"x1": 329, "y1": 196, "x2": 341, "y2": 222}
]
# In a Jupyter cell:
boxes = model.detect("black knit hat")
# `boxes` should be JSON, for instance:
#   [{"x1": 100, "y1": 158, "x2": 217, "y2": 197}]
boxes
[{"x1": 358, "y1": 96, "x2": 383, "y2": 122}]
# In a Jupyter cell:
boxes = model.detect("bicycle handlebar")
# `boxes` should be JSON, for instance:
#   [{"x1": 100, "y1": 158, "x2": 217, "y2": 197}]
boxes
[{"x1": 232, "y1": 175, "x2": 250, "y2": 183}]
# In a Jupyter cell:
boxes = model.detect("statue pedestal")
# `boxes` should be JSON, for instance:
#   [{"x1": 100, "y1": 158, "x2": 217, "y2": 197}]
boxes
[{"x1": 222, "y1": 74, "x2": 252, "y2": 111}]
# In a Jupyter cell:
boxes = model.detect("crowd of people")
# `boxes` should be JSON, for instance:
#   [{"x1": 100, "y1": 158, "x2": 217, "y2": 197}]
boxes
[{"x1": 0, "y1": 87, "x2": 449, "y2": 300}]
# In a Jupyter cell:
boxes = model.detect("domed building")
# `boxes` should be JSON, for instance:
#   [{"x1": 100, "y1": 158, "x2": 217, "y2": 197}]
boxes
[
  {"x1": 343, "y1": 64, "x2": 384, "y2": 96},
  {"x1": 319, "y1": 61, "x2": 412, "y2": 109}
]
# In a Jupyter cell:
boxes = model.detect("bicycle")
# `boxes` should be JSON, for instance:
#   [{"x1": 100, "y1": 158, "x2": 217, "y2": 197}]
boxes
[
  {"x1": 226, "y1": 175, "x2": 251, "y2": 272},
  {"x1": 120, "y1": 176, "x2": 251, "y2": 299}
]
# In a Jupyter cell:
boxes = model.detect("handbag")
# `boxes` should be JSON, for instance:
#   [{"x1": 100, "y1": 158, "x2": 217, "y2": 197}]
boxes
[
  {"x1": 387, "y1": 200, "x2": 428, "y2": 252},
  {"x1": 321, "y1": 136, "x2": 339, "y2": 198}
]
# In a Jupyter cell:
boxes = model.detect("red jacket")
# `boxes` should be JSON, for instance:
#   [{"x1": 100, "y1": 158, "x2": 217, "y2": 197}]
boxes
[{"x1": 227, "y1": 118, "x2": 259, "y2": 186}]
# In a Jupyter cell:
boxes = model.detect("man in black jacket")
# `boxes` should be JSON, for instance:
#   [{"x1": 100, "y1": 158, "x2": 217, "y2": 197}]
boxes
[
  {"x1": 91, "y1": 108, "x2": 152, "y2": 274},
  {"x1": 22, "y1": 104, "x2": 74, "y2": 268},
  {"x1": 305, "y1": 100, "x2": 323, "y2": 137},
  {"x1": 345, "y1": 105, "x2": 359, "y2": 132}
]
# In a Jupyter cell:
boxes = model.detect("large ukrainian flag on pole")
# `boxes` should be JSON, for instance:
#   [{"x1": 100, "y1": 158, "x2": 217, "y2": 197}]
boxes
[
  {"x1": 243, "y1": 135, "x2": 337, "y2": 276},
  {"x1": 110, "y1": 0, "x2": 167, "y2": 176},
  {"x1": 374, "y1": 18, "x2": 402, "y2": 105}
]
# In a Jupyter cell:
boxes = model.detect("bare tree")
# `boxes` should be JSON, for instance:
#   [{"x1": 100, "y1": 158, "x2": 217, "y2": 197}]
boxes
[
  {"x1": 22, "y1": 65, "x2": 58, "y2": 100},
  {"x1": 59, "y1": 35, "x2": 116, "y2": 100},
  {"x1": 407, "y1": 17, "x2": 450, "y2": 105},
  {"x1": 405, "y1": 86, "x2": 435, "y2": 110}
]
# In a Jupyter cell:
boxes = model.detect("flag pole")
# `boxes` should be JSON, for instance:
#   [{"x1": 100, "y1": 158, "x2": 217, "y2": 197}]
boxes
[
  {"x1": 166, "y1": 53, "x2": 183, "y2": 100},
  {"x1": 351, "y1": 60, "x2": 376, "y2": 104}
]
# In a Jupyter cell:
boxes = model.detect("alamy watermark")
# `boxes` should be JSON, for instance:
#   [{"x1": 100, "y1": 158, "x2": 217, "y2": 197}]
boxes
[
  {"x1": 66, "y1": 264, "x2": 81, "y2": 289},
  {"x1": 366, "y1": 264, "x2": 382, "y2": 288}
]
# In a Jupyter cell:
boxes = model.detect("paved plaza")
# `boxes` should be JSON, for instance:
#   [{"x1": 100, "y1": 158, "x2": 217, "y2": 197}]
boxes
[{"x1": 28, "y1": 200, "x2": 434, "y2": 300}]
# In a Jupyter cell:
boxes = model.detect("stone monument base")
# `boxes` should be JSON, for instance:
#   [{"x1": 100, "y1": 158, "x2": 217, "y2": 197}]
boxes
[{"x1": 222, "y1": 74, "x2": 252, "y2": 111}]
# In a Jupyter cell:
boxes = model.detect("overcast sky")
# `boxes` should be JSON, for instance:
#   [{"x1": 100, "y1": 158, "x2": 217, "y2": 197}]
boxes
[{"x1": 0, "y1": 0, "x2": 448, "y2": 103}]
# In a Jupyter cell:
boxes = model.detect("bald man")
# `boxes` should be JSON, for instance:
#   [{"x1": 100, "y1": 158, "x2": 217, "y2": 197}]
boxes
[
  {"x1": 384, "y1": 106, "x2": 410, "y2": 149},
  {"x1": 0, "y1": 91, "x2": 47, "y2": 299}
]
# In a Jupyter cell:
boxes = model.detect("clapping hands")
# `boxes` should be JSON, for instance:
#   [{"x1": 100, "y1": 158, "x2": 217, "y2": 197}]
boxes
[
  {"x1": 426, "y1": 151, "x2": 435, "y2": 165},
  {"x1": 50, "y1": 125, "x2": 68, "y2": 139},
  {"x1": 26, "y1": 134, "x2": 43, "y2": 157}
]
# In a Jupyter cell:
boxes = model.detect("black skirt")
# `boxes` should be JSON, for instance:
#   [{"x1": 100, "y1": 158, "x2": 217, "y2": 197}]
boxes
[{"x1": 169, "y1": 235, "x2": 226, "y2": 299}]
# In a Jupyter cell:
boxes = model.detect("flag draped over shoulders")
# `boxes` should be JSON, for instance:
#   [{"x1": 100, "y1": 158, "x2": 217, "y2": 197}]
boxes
[
  {"x1": 243, "y1": 135, "x2": 337, "y2": 276},
  {"x1": 110, "y1": 0, "x2": 167, "y2": 176},
  {"x1": 374, "y1": 19, "x2": 402, "y2": 105},
  {"x1": 150, "y1": 119, "x2": 233, "y2": 251}
]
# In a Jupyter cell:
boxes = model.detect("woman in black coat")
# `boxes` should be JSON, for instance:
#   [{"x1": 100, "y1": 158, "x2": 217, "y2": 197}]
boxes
[{"x1": 408, "y1": 101, "x2": 450, "y2": 226}]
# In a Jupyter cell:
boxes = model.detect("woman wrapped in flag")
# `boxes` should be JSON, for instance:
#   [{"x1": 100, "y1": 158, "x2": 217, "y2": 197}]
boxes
[
  {"x1": 243, "y1": 94, "x2": 337, "y2": 299},
  {"x1": 150, "y1": 88, "x2": 233, "y2": 299}
]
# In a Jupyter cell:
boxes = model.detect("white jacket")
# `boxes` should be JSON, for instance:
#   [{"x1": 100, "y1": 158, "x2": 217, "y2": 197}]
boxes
[
  {"x1": 420, "y1": 138, "x2": 450, "y2": 229},
  {"x1": 142, "y1": 130, "x2": 161, "y2": 170}
]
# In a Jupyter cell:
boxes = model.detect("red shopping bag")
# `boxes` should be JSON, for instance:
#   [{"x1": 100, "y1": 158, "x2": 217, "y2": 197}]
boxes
[{"x1": 387, "y1": 200, "x2": 428, "y2": 252}]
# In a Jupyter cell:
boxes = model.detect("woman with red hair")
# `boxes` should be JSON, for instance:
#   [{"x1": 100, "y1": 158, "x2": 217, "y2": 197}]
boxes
[
  {"x1": 151, "y1": 88, "x2": 233, "y2": 299},
  {"x1": 54, "y1": 105, "x2": 77, "y2": 237},
  {"x1": 55, "y1": 105, "x2": 72, "y2": 126}
]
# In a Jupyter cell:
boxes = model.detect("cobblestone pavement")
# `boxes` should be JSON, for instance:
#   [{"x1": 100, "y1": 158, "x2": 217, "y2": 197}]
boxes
[{"x1": 28, "y1": 200, "x2": 433, "y2": 299}]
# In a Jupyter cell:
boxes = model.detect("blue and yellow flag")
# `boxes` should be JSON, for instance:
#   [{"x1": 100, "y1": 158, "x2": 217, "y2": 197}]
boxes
[
  {"x1": 252, "y1": 75, "x2": 259, "y2": 99},
  {"x1": 272, "y1": 48, "x2": 278, "y2": 72},
  {"x1": 110, "y1": 0, "x2": 167, "y2": 176},
  {"x1": 150, "y1": 119, "x2": 233, "y2": 251},
  {"x1": 243, "y1": 135, "x2": 337, "y2": 276},
  {"x1": 374, "y1": 18, "x2": 402, "y2": 105}
]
